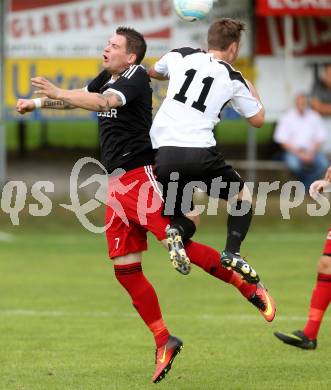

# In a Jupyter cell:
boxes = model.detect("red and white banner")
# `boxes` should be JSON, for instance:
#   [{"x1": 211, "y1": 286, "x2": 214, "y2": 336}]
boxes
[
  {"x1": 7, "y1": 0, "x2": 253, "y2": 59},
  {"x1": 8, "y1": 0, "x2": 173, "y2": 57},
  {"x1": 256, "y1": 0, "x2": 331, "y2": 16},
  {"x1": 256, "y1": 16, "x2": 331, "y2": 55},
  {"x1": 5, "y1": 0, "x2": 255, "y2": 122}
]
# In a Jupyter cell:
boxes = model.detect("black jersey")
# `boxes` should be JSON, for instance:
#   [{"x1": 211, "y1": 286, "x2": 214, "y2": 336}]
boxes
[{"x1": 87, "y1": 65, "x2": 155, "y2": 173}]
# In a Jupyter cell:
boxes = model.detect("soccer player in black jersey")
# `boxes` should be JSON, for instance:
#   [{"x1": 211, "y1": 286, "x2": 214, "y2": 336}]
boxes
[
  {"x1": 17, "y1": 26, "x2": 275, "y2": 384},
  {"x1": 18, "y1": 27, "x2": 186, "y2": 383}
]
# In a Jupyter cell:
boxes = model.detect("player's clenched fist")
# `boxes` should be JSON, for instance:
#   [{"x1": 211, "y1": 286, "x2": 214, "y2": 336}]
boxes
[
  {"x1": 31, "y1": 77, "x2": 61, "y2": 99},
  {"x1": 16, "y1": 98, "x2": 37, "y2": 114}
]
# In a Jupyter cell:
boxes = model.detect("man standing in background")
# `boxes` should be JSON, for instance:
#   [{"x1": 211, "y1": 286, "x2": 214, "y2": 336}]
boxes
[{"x1": 273, "y1": 93, "x2": 329, "y2": 191}]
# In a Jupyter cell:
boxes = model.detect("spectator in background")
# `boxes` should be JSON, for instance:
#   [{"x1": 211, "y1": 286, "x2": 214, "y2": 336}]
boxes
[{"x1": 273, "y1": 93, "x2": 329, "y2": 191}]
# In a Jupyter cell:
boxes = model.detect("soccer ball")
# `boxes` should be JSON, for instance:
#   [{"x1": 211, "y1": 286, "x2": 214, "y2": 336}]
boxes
[{"x1": 174, "y1": 0, "x2": 213, "y2": 22}]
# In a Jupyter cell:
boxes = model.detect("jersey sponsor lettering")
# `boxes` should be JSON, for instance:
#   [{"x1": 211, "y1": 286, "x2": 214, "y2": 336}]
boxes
[{"x1": 97, "y1": 109, "x2": 117, "y2": 118}]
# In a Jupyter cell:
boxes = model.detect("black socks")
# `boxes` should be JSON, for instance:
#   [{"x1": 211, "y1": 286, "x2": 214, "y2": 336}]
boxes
[{"x1": 226, "y1": 200, "x2": 253, "y2": 254}]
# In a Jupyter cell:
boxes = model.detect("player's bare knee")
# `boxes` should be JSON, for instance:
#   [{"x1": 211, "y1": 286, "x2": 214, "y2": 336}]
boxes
[
  {"x1": 317, "y1": 255, "x2": 331, "y2": 274},
  {"x1": 113, "y1": 252, "x2": 142, "y2": 265}
]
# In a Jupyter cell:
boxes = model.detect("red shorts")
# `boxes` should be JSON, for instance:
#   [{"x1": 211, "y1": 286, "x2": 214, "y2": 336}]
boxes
[
  {"x1": 323, "y1": 228, "x2": 331, "y2": 255},
  {"x1": 105, "y1": 165, "x2": 170, "y2": 259}
]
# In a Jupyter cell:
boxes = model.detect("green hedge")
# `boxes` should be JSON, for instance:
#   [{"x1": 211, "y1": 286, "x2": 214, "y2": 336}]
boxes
[{"x1": 4, "y1": 120, "x2": 274, "y2": 151}]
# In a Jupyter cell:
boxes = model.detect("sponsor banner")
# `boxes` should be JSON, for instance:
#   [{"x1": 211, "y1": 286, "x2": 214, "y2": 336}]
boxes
[
  {"x1": 10, "y1": 0, "x2": 81, "y2": 12},
  {"x1": 8, "y1": 0, "x2": 173, "y2": 58},
  {"x1": 255, "y1": 8, "x2": 331, "y2": 119},
  {"x1": 6, "y1": 0, "x2": 254, "y2": 121},
  {"x1": 256, "y1": 0, "x2": 331, "y2": 16},
  {"x1": 5, "y1": 56, "x2": 255, "y2": 121},
  {"x1": 5, "y1": 57, "x2": 169, "y2": 120},
  {"x1": 7, "y1": 0, "x2": 253, "y2": 58},
  {"x1": 5, "y1": 58, "x2": 101, "y2": 120},
  {"x1": 256, "y1": 16, "x2": 331, "y2": 56}
]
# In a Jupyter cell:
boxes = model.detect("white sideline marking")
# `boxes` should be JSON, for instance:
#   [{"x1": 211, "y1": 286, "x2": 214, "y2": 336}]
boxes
[
  {"x1": 0, "y1": 232, "x2": 13, "y2": 242},
  {"x1": 0, "y1": 309, "x2": 326, "y2": 323}
]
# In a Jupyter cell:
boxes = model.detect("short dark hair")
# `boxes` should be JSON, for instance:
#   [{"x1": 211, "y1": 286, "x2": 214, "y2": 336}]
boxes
[
  {"x1": 116, "y1": 27, "x2": 147, "y2": 64},
  {"x1": 208, "y1": 18, "x2": 245, "y2": 51}
]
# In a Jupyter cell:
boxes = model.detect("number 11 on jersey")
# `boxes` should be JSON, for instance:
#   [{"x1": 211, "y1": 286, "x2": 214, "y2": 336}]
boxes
[{"x1": 173, "y1": 68, "x2": 214, "y2": 113}]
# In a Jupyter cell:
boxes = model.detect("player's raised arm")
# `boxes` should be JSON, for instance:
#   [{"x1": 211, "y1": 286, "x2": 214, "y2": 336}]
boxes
[
  {"x1": 31, "y1": 77, "x2": 123, "y2": 112},
  {"x1": 246, "y1": 80, "x2": 265, "y2": 128},
  {"x1": 148, "y1": 66, "x2": 169, "y2": 81},
  {"x1": 148, "y1": 52, "x2": 170, "y2": 81},
  {"x1": 230, "y1": 77, "x2": 265, "y2": 128},
  {"x1": 247, "y1": 108, "x2": 265, "y2": 128},
  {"x1": 16, "y1": 95, "x2": 79, "y2": 115},
  {"x1": 17, "y1": 69, "x2": 116, "y2": 115}
]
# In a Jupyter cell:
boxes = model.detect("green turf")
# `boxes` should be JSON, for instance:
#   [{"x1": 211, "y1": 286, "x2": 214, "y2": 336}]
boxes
[
  {"x1": 0, "y1": 208, "x2": 330, "y2": 389},
  {"x1": 5, "y1": 121, "x2": 99, "y2": 151},
  {"x1": 215, "y1": 120, "x2": 274, "y2": 145},
  {"x1": 4, "y1": 120, "x2": 274, "y2": 151}
]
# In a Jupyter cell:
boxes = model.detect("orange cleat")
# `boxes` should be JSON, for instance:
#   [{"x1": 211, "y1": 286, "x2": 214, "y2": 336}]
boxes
[
  {"x1": 248, "y1": 283, "x2": 276, "y2": 322},
  {"x1": 152, "y1": 335, "x2": 183, "y2": 384}
]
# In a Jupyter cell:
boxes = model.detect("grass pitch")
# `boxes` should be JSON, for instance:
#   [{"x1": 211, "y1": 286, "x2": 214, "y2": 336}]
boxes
[{"x1": 0, "y1": 209, "x2": 330, "y2": 390}]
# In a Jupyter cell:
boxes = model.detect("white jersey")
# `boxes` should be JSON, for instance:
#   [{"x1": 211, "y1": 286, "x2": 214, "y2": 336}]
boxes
[{"x1": 150, "y1": 47, "x2": 262, "y2": 149}]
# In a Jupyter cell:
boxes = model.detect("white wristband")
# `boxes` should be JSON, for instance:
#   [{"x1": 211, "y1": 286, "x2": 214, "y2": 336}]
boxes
[{"x1": 32, "y1": 98, "x2": 42, "y2": 109}]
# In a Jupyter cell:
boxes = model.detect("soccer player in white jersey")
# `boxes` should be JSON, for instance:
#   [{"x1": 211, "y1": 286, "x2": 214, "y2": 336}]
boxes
[{"x1": 149, "y1": 19, "x2": 272, "y2": 296}]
